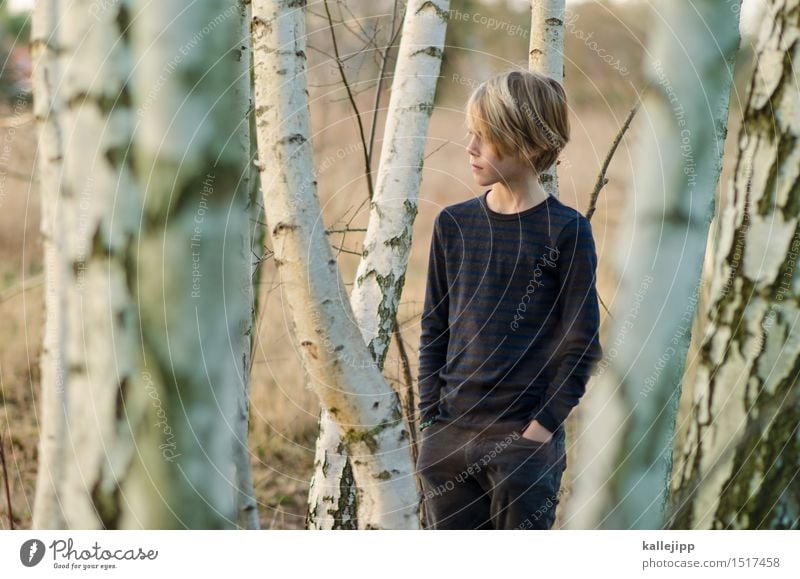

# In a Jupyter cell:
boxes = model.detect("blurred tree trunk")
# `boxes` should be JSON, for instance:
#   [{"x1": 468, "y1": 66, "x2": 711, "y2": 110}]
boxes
[
  {"x1": 54, "y1": 0, "x2": 141, "y2": 528},
  {"x1": 566, "y1": 0, "x2": 742, "y2": 529},
  {"x1": 233, "y1": 0, "x2": 260, "y2": 530},
  {"x1": 126, "y1": 0, "x2": 251, "y2": 528},
  {"x1": 43, "y1": 0, "x2": 250, "y2": 528},
  {"x1": 31, "y1": 0, "x2": 67, "y2": 530},
  {"x1": 252, "y1": 0, "x2": 420, "y2": 529},
  {"x1": 305, "y1": 0, "x2": 449, "y2": 530},
  {"x1": 528, "y1": 0, "x2": 564, "y2": 198},
  {"x1": 667, "y1": 0, "x2": 800, "y2": 529}
]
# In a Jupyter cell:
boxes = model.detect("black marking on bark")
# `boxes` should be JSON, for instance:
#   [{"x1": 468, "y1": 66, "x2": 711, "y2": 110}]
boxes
[
  {"x1": 116, "y1": 3, "x2": 131, "y2": 43},
  {"x1": 272, "y1": 221, "x2": 298, "y2": 235},
  {"x1": 415, "y1": 0, "x2": 449, "y2": 21},
  {"x1": 330, "y1": 458, "x2": 357, "y2": 529},
  {"x1": 91, "y1": 479, "x2": 121, "y2": 529},
  {"x1": 410, "y1": 46, "x2": 443, "y2": 60},
  {"x1": 115, "y1": 376, "x2": 129, "y2": 421}
]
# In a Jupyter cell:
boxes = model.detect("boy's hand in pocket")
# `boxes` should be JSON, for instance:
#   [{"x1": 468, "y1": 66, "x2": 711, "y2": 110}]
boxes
[{"x1": 522, "y1": 419, "x2": 553, "y2": 443}]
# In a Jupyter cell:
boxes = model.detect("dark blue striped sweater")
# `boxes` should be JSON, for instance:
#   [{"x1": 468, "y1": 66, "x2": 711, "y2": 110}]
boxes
[{"x1": 417, "y1": 190, "x2": 603, "y2": 433}]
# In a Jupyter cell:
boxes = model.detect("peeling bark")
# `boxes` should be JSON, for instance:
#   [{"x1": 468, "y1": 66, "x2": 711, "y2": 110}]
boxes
[{"x1": 668, "y1": 0, "x2": 800, "y2": 530}]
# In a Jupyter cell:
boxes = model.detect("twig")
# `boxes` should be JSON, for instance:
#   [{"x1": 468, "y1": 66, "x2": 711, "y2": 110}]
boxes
[
  {"x1": 0, "y1": 112, "x2": 33, "y2": 128},
  {"x1": 393, "y1": 320, "x2": 417, "y2": 447},
  {"x1": 424, "y1": 140, "x2": 451, "y2": 161},
  {"x1": 1, "y1": 274, "x2": 44, "y2": 304},
  {"x1": 0, "y1": 434, "x2": 13, "y2": 530},
  {"x1": 331, "y1": 245, "x2": 362, "y2": 257},
  {"x1": 326, "y1": 227, "x2": 367, "y2": 234},
  {"x1": 586, "y1": 94, "x2": 644, "y2": 222},
  {"x1": 323, "y1": 0, "x2": 374, "y2": 199},
  {"x1": 0, "y1": 168, "x2": 35, "y2": 182},
  {"x1": 584, "y1": 93, "x2": 646, "y2": 321},
  {"x1": 598, "y1": 294, "x2": 613, "y2": 321}
]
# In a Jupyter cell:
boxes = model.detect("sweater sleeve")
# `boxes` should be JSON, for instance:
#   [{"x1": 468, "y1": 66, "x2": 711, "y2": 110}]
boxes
[
  {"x1": 529, "y1": 215, "x2": 603, "y2": 433},
  {"x1": 417, "y1": 211, "x2": 451, "y2": 426}
]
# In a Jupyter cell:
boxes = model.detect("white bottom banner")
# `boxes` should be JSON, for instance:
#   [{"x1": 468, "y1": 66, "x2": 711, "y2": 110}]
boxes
[{"x1": 1, "y1": 530, "x2": 797, "y2": 578}]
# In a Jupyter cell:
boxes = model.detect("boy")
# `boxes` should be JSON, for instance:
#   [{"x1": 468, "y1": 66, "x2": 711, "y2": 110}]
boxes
[{"x1": 415, "y1": 70, "x2": 603, "y2": 530}]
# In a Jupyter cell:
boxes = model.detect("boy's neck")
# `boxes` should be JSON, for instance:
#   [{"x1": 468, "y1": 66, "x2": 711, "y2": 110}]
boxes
[{"x1": 486, "y1": 172, "x2": 549, "y2": 214}]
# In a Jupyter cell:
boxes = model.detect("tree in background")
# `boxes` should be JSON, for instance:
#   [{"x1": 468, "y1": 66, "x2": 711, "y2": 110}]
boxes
[
  {"x1": 32, "y1": 0, "x2": 253, "y2": 528},
  {"x1": 566, "y1": 0, "x2": 743, "y2": 529},
  {"x1": 31, "y1": 0, "x2": 66, "y2": 530}
]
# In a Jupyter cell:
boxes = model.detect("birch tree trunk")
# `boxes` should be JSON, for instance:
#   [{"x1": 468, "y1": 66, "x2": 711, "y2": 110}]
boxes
[
  {"x1": 252, "y1": 0, "x2": 419, "y2": 530},
  {"x1": 306, "y1": 0, "x2": 449, "y2": 530},
  {"x1": 54, "y1": 0, "x2": 141, "y2": 529},
  {"x1": 232, "y1": 0, "x2": 260, "y2": 530},
  {"x1": 667, "y1": 0, "x2": 800, "y2": 529},
  {"x1": 565, "y1": 0, "x2": 742, "y2": 529},
  {"x1": 529, "y1": 0, "x2": 564, "y2": 198},
  {"x1": 31, "y1": 0, "x2": 67, "y2": 530},
  {"x1": 47, "y1": 0, "x2": 250, "y2": 528},
  {"x1": 124, "y1": 0, "x2": 251, "y2": 528}
]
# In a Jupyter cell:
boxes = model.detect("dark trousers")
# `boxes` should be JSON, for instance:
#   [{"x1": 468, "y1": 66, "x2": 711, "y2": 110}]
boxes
[{"x1": 416, "y1": 418, "x2": 567, "y2": 530}]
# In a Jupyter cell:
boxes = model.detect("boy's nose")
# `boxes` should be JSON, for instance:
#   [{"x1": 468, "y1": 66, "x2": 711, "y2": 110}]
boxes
[{"x1": 466, "y1": 135, "x2": 479, "y2": 156}]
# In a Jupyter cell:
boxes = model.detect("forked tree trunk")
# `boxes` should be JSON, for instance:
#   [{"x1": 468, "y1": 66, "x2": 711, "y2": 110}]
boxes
[
  {"x1": 31, "y1": 0, "x2": 67, "y2": 530},
  {"x1": 565, "y1": 0, "x2": 742, "y2": 529},
  {"x1": 667, "y1": 0, "x2": 800, "y2": 529},
  {"x1": 306, "y1": 0, "x2": 449, "y2": 530},
  {"x1": 529, "y1": 0, "x2": 565, "y2": 197},
  {"x1": 252, "y1": 0, "x2": 419, "y2": 529}
]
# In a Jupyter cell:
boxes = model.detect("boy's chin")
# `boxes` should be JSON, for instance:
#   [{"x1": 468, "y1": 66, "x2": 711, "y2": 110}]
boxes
[{"x1": 471, "y1": 175, "x2": 498, "y2": 187}]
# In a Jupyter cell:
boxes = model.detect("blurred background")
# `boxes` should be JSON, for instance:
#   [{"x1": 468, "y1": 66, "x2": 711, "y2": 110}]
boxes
[{"x1": 0, "y1": 0, "x2": 766, "y2": 528}]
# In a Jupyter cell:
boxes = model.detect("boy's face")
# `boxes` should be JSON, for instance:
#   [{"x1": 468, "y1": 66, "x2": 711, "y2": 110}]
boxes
[{"x1": 465, "y1": 128, "x2": 529, "y2": 187}]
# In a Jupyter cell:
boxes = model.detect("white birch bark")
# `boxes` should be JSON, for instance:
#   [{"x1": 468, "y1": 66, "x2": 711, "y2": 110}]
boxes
[
  {"x1": 31, "y1": 0, "x2": 67, "y2": 530},
  {"x1": 122, "y1": 0, "x2": 251, "y2": 528},
  {"x1": 306, "y1": 0, "x2": 449, "y2": 530},
  {"x1": 252, "y1": 0, "x2": 419, "y2": 530},
  {"x1": 529, "y1": 0, "x2": 565, "y2": 198},
  {"x1": 54, "y1": 0, "x2": 141, "y2": 528},
  {"x1": 47, "y1": 0, "x2": 249, "y2": 528},
  {"x1": 668, "y1": 0, "x2": 800, "y2": 529},
  {"x1": 565, "y1": 0, "x2": 742, "y2": 529}
]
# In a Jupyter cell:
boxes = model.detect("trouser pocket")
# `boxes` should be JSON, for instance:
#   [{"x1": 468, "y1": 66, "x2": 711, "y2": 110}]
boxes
[{"x1": 485, "y1": 426, "x2": 566, "y2": 529}]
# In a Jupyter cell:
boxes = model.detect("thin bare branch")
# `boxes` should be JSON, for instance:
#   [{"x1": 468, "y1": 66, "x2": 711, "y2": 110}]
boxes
[
  {"x1": 0, "y1": 435, "x2": 14, "y2": 529},
  {"x1": 586, "y1": 93, "x2": 644, "y2": 222},
  {"x1": 323, "y1": 0, "x2": 374, "y2": 199}
]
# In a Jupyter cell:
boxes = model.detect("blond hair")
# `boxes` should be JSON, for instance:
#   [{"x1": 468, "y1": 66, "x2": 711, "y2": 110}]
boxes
[{"x1": 466, "y1": 70, "x2": 569, "y2": 174}]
